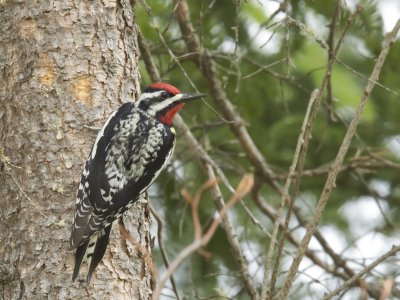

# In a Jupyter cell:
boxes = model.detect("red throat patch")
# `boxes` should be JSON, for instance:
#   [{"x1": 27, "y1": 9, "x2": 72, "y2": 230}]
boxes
[{"x1": 159, "y1": 103, "x2": 185, "y2": 126}]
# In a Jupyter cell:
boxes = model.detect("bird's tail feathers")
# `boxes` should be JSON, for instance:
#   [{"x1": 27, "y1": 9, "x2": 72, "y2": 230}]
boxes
[{"x1": 72, "y1": 225, "x2": 112, "y2": 283}]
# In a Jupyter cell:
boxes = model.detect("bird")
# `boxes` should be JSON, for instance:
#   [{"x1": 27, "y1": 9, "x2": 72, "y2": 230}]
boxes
[{"x1": 69, "y1": 82, "x2": 204, "y2": 283}]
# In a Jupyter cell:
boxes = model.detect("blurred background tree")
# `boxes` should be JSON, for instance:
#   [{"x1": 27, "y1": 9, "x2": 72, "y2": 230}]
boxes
[{"x1": 136, "y1": 0, "x2": 400, "y2": 299}]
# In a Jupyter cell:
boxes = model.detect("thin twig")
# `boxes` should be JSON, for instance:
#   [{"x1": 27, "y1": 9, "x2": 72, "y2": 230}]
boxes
[
  {"x1": 172, "y1": 3, "x2": 264, "y2": 297},
  {"x1": 173, "y1": 0, "x2": 279, "y2": 190},
  {"x1": 336, "y1": 58, "x2": 398, "y2": 96},
  {"x1": 325, "y1": 0, "x2": 341, "y2": 122},
  {"x1": 139, "y1": 19, "x2": 260, "y2": 299},
  {"x1": 322, "y1": 245, "x2": 400, "y2": 300},
  {"x1": 204, "y1": 165, "x2": 259, "y2": 300},
  {"x1": 149, "y1": 205, "x2": 181, "y2": 300},
  {"x1": 273, "y1": 8, "x2": 363, "y2": 298},
  {"x1": 271, "y1": 158, "x2": 400, "y2": 179},
  {"x1": 171, "y1": 3, "x2": 366, "y2": 297},
  {"x1": 138, "y1": 3, "x2": 398, "y2": 299},
  {"x1": 284, "y1": 16, "x2": 328, "y2": 50},
  {"x1": 152, "y1": 174, "x2": 254, "y2": 300},
  {"x1": 278, "y1": 18, "x2": 400, "y2": 300},
  {"x1": 249, "y1": 0, "x2": 288, "y2": 46},
  {"x1": 243, "y1": 56, "x2": 310, "y2": 94},
  {"x1": 252, "y1": 190, "x2": 350, "y2": 281},
  {"x1": 138, "y1": 30, "x2": 183, "y2": 300},
  {"x1": 241, "y1": 58, "x2": 286, "y2": 79},
  {"x1": 262, "y1": 89, "x2": 319, "y2": 299},
  {"x1": 352, "y1": 171, "x2": 393, "y2": 227},
  {"x1": 267, "y1": 8, "x2": 362, "y2": 298},
  {"x1": 137, "y1": 30, "x2": 161, "y2": 82}
]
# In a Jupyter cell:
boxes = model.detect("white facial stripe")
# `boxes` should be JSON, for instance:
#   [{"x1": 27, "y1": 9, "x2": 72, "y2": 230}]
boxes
[
  {"x1": 148, "y1": 94, "x2": 183, "y2": 115},
  {"x1": 136, "y1": 91, "x2": 164, "y2": 105}
]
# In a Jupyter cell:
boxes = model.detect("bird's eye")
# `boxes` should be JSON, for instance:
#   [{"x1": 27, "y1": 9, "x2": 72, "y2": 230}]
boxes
[{"x1": 160, "y1": 91, "x2": 169, "y2": 99}]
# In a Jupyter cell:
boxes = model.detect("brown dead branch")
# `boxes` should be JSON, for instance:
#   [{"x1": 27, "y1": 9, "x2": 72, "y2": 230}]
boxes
[{"x1": 152, "y1": 174, "x2": 254, "y2": 300}]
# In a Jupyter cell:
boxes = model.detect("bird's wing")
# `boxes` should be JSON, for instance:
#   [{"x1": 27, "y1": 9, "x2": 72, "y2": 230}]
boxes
[
  {"x1": 70, "y1": 104, "x2": 175, "y2": 249},
  {"x1": 69, "y1": 103, "x2": 135, "y2": 249}
]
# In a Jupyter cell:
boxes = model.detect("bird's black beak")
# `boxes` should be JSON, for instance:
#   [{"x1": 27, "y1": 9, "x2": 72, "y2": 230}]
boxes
[{"x1": 180, "y1": 93, "x2": 205, "y2": 103}]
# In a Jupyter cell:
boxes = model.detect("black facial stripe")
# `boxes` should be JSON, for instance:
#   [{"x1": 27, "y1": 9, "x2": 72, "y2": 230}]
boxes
[
  {"x1": 143, "y1": 87, "x2": 174, "y2": 98},
  {"x1": 139, "y1": 88, "x2": 176, "y2": 111},
  {"x1": 139, "y1": 97, "x2": 160, "y2": 110}
]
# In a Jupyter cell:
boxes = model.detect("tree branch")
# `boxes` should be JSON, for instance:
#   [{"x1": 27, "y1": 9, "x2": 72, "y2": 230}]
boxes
[
  {"x1": 279, "y1": 18, "x2": 400, "y2": 300},
  {"x1": 322, "y1": 245, "x2": 400, "y2": 300},
  {"x1": 152, "y1": 174, "x2": 254, "y2": 300}
]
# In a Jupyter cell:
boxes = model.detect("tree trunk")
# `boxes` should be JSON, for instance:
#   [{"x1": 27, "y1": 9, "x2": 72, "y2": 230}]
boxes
[{"x1": 0, "y1": 1, "x2": 152, "y2": 299}]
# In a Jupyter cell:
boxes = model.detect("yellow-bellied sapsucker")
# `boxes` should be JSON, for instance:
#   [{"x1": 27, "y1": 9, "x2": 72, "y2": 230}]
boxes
[{"x1": 70, "y1": 82, "x2": 204, "y2": 283}]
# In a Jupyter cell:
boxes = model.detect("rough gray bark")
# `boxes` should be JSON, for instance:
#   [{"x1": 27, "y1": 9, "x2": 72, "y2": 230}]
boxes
[{"x1": 0, "y1": 1, "x2": 152, "y2": 299}]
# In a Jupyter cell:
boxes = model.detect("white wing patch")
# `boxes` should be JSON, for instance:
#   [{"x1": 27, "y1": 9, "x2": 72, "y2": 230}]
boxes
[
  {"x1": 139, "y1": 134, "x2": 175, "y2": 195},
  {"x1": 90, "y1": 110, "x2": 118, "y2": 159},
  {"x1": 101, "y1": 113, "x2": 141, "y2": 202},
  {"x1": 102, "y1": 116, "x2": 173, "y2": 201}
]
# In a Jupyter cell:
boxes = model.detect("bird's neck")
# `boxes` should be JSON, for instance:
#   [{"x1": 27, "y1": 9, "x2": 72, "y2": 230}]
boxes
[{"x1": 158, "y1": 103, "x2": 185, "y2": 126}]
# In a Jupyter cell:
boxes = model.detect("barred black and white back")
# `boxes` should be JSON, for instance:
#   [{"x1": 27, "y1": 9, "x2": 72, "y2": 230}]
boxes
[{"x1": 69, "y1": 82, "x2": 206, "y2": 283}]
